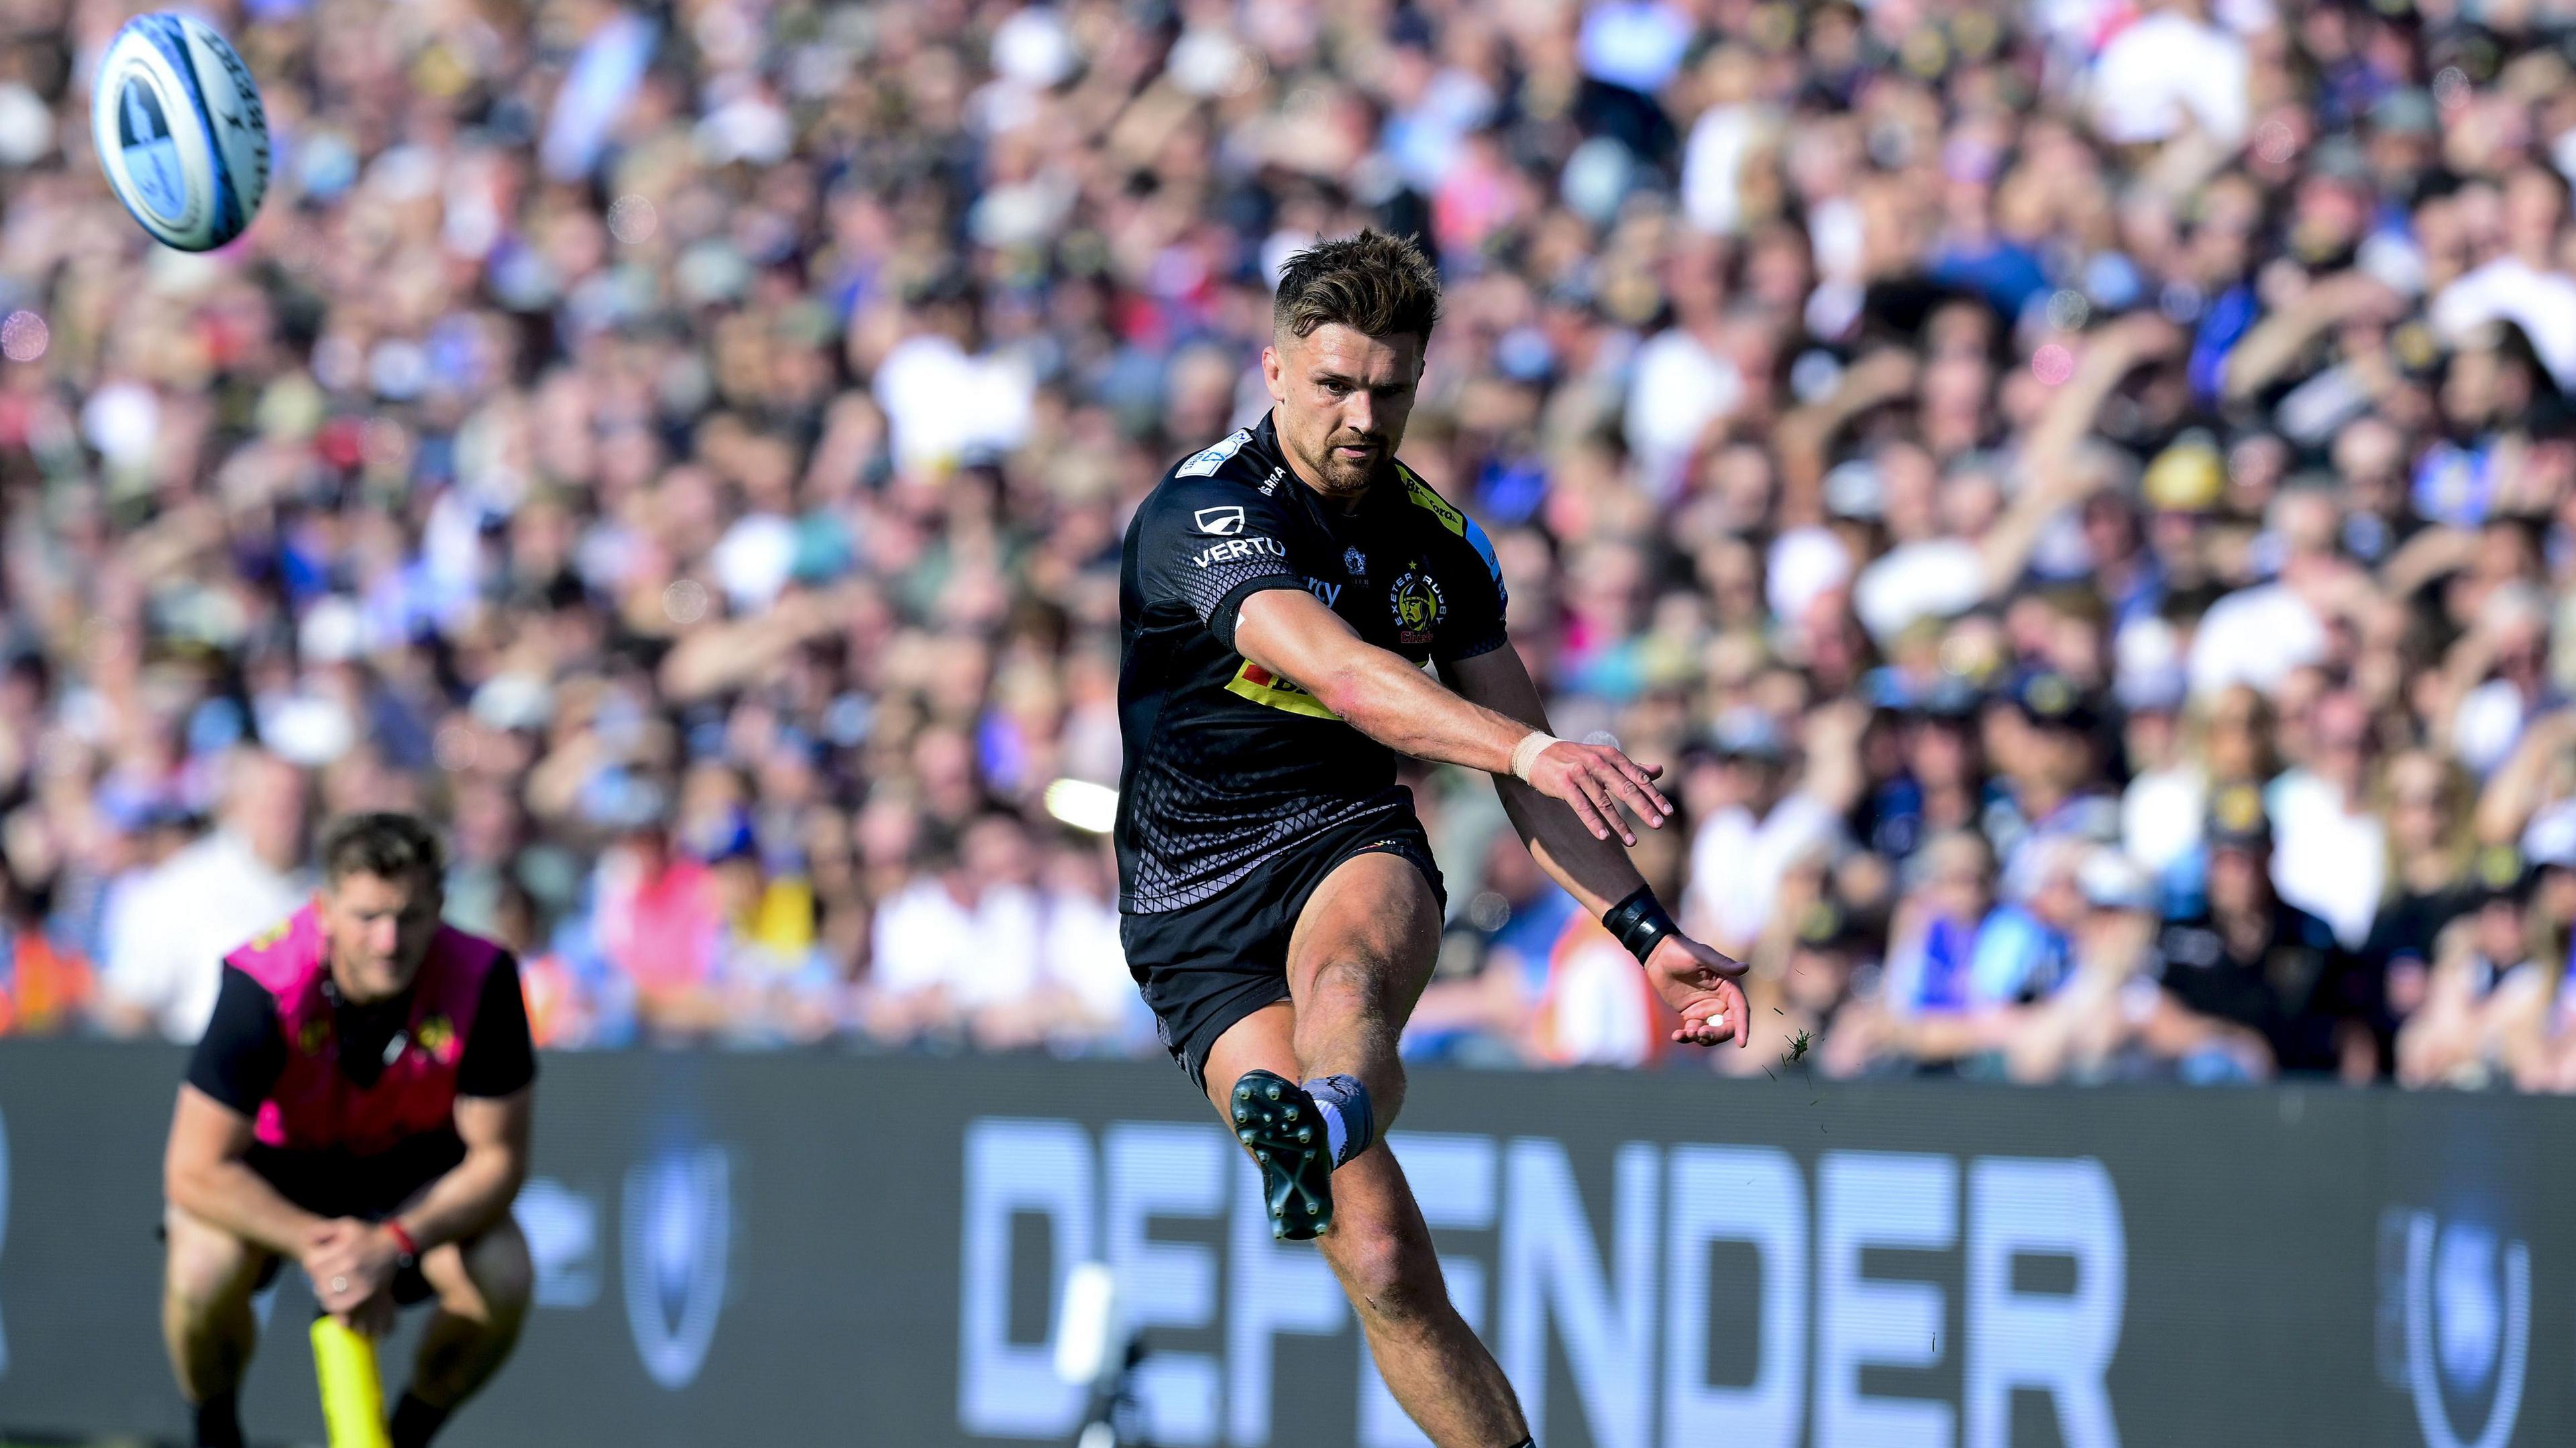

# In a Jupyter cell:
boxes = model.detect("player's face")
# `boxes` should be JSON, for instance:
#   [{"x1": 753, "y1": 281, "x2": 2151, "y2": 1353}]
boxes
[
  {"x1": 319, "y1": 869, "x2": 445, "y2": 1002},
  {"x1": 1263, "y1": 323, "x2": 1424, "y2": 499}
]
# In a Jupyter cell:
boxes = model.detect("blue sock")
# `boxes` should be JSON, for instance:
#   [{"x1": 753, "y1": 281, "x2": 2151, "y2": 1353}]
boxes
[{"x1": 1303, "y1": 1074, "x2": 1374, "y2": 1168}]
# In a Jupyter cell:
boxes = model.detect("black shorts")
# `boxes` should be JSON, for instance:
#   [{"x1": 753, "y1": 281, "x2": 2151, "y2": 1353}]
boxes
[
  {"x1": 236, "y1": 1137, "x2": 464, "y2": 1306},
  {"x1": 1122, "y1": 807, "x2": 1446, "y2": 1092},
  {"x1": 160, "y1": 1133, "x2": 458, "y2": 1303},
  {"x1": 246, "y1": 1133, "x2": 466, "y2": 1221}
]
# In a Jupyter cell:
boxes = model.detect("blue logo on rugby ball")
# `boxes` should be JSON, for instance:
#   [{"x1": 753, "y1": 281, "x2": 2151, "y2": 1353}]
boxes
[{"x1": 115, "y1": 76, "x2": 186, "y2": 223}]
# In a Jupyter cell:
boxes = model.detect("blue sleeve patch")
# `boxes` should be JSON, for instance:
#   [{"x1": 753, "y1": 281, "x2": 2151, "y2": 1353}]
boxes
[{"x1": 1462, "y1": 515, "x2": 1507, "y2": 605}]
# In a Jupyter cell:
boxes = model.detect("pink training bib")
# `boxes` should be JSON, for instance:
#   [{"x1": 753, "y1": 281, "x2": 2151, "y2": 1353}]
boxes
[{"x1": 225, "y1": 904, "x2": 502, "y2": 1156}]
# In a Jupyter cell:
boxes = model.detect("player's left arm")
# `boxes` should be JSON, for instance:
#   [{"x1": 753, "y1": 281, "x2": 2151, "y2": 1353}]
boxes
[
  {"x1": 1440, "y1": 640, "x2": 1750, "y2": 1049},
  {"x1": 400, "y1": 952, "x2": 538, "y2": 1251},
  {"x1": 394, "y1": 1087, "x2": 533, "y2": 1253}
]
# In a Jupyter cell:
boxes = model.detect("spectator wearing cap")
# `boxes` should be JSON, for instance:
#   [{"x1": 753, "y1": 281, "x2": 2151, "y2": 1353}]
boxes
[
  {"x1": 1718, "y1": 838, "x2": 1854, "y2": 1079},
  {"x1": 2157, "y1": 785, "x2": 2375, "y2": 1080},
  {"x1": 2140, "y1": 437, "x2": 2226, "y2": 590},
  {"x1": 1848, "y1": 671, "x2": 1988, "y2": 864},
  {"x1": 1985, "y1": 671, "x2": 2119, "y2": 882},
  {"x1": 1974, "y1": 836, "x2": 2088, "y2": 1011},
  {"x1": 2005, "y1": 849, "x2": 2220, "y2": 1084},
  {"x1": 2400, "y1": 846, "x2": 2548, "y2": 1089},
  {"x1": 1680, "y1": 706, "x2": 1849, "y2": 959}
]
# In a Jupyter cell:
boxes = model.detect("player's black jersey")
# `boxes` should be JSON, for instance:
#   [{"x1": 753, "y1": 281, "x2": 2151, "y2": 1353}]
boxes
[{"x1": 1116, "y1": 412, "x2": 1511, "y2": 914}]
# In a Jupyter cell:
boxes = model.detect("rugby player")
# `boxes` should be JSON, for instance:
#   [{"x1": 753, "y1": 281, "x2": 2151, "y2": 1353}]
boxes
[
  {"x1": 1116, "y1": 230, "x2": 1750, "y2": 1447},
  {"x1": 161, "y1": 814, "x2": 535, "y2": 1448}
]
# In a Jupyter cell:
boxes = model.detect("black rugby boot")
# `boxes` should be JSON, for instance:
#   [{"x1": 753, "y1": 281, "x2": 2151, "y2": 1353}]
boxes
[{"x1": 1230, "y1": 1068, "x2": 1334, "y2": 1240}]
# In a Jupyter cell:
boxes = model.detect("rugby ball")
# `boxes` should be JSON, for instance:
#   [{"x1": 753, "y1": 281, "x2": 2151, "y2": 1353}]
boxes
[{"x1": 92, "y1": 13, "x2": 270, "y2": 252}]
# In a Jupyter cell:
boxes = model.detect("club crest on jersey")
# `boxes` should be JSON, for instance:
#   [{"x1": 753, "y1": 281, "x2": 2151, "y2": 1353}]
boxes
[
  {"x1": 1344, "y1": 547, "x2": 1368, "y2": 578},
  {"x1": 298, "y1": 1018, "x2": 330, "y2": 1056},
  {"x1": 416, "y1": 1015, "x2": 457, "y2": 1063},
  {"x1": 1389, "y1": 569, "x2": 1445, "y2": 645},
  {"x1": 1193, "y1": 506, "x2": 1246, "y2": 536}
]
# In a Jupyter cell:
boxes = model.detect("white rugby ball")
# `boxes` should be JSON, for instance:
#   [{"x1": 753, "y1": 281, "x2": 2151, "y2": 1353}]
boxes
[{"x1": 92, "y1": 13, "x2": 270, "y2": 252}]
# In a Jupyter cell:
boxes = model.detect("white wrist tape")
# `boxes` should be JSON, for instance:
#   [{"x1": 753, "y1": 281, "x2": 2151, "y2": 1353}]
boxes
[{"x1": 1509, "y1": 730, "x2": 1560, "y2": 784}]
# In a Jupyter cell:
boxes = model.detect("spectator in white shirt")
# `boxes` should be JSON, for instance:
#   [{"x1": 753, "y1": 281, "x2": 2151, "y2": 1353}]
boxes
[
  {"x1": 2269, "y1": 691, "x2": 2387, "y2": 949},
  {"x1": 1679, "y1": 46, "x2": 1778, "y2": 237},
  {"x1": 1683, "y1": 708, "x2": 1845, "y2": 958},
  {"x1": 2430, "y1": 167, "x2": 2576, "y2": 392},
  {"x1": 2187, "y1": 487, "x2": 2356, "y2": 701},
  {"x1": 864, "y1": 812, "x2": 1045, "y2": 1047},
  {"x1": 2088, "y1": 0, "x2": 2253, "y2": 149},
  {"x1": 97, "y1": 750, "x2": 309, "y2": 1043},
  {"x1": 1036, "y1": 832, "x2": 1146, "y2": 1052}
]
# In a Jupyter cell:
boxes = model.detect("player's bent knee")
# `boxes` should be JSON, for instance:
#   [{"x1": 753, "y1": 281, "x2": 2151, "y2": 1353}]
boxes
[
  {"x1": 433, "y1": 1221, "x2": 534, "y2": 1325},
  {"x1": 1303, "y1": 954, "x2": 1377, "y2": 1009},
  {"x1": 1301, "y1": 956, "x2": 1413, "y2": 1039},
  {"x1": 464, "y1": 1220, "x2": 535, "y2": 1318},
  {"x1": 164, "y1": 1212, "x2": 264, "y2": 1315}
]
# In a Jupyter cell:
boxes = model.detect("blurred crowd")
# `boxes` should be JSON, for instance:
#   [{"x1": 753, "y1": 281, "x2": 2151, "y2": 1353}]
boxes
[{"x1": 5, "y1": 0, "x2": 2576, "y2": 1089}]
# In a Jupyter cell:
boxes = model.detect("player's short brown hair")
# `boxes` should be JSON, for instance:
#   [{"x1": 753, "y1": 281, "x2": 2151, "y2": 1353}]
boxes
[
  {"x1": 318, "y1": 812, "x2": 445, "y2": 889},
  {"x1": 1273, "y1": 229, "x2": 1443, "y2": 344}
]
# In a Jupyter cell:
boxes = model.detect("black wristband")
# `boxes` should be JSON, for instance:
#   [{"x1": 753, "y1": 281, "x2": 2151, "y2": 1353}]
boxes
[{"x1": 1601, "y1": 885, "x2": 1677, "y2": 966}]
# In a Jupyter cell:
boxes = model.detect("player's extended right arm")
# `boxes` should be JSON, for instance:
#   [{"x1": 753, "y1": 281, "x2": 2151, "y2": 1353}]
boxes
[
  {"x1": 1231, "y1": 587, "x2": 1672, "y2": 843},
  {"x1": 164, "y1": 1084, "x2": 324, "y2": 1256}
]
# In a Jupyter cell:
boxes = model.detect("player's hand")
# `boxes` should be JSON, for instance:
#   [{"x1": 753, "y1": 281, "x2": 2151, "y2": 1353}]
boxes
[
  {"x1": 344, "y1": 1286, "x2": 400, "y2": 1340},
  {"x1": 303, "y1": 1218, "x2": 398, "y2": 1316},
  {"x1": 1646, "y1": 934, "x2": 1750, "y2": 1049},
  {"x1": 1524, "y1": 740, "x2": 1672, "y2": 845}
]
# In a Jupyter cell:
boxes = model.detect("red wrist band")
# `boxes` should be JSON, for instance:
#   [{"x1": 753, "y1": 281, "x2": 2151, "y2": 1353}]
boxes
[{"x1": 386, "y1": 1221, "x2": 419, "y2": 1261}]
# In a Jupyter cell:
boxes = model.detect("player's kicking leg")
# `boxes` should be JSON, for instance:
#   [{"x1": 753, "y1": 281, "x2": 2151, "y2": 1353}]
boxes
[
  {"x1": 388, "y1": 1217, "x2": 534, "y2": 1447},
  {"x1": 1203, "y1": 850, "x2": 1532, "y2": 1448},
  {"x1": 163, "y1": 1206, "x2": 268, "y2": 1448}
]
